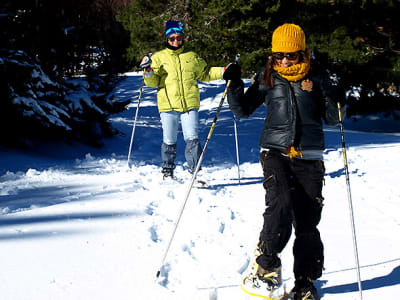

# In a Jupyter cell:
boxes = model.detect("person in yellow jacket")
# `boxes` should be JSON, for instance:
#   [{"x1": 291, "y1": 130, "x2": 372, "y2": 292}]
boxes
[{"x1": 140, "y1": 20, "x2": 225, "y2": 179}]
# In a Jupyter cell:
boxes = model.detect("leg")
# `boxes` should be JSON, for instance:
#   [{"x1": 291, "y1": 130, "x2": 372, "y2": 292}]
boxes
[
  {"x1": 181, "y1": 109, "x2": 202, "y2": 172},
  {"x1": 160, "y1": 111, "x2": 179, "y2": 170},
  {"x1": 257, "y1": 150, "x2": 294, "y2": 270},
  {"x1": 291, "y1": 159, "x2": 325, "y2": 281}
]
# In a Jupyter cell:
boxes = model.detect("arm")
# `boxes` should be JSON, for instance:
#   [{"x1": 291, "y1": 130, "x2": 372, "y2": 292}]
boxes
[
  {"x1": 195, "y1": 55, "x2": 223, "y2": 82},
  {"x1": 227, "y1": 72, "x2": 268, "y2": 119},
  {"x1": 143, "y1": 53, "x2": 161, "y2": 87}
]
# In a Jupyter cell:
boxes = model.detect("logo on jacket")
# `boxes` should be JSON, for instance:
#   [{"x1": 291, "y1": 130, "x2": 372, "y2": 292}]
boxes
[{"x1": 301, "y1": 79, "x2": 313, "y2": 92}]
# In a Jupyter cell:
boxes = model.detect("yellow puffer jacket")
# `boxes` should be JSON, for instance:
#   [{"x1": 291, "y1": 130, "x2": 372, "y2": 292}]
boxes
[{"x1": 144, "y1": 46, "x2": 223, "y2": 113}]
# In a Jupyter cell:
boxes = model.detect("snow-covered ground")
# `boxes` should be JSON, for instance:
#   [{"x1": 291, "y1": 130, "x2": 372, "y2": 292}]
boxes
[{"x1": 1, "y1": 73, "x2": 399, "y2": 300}]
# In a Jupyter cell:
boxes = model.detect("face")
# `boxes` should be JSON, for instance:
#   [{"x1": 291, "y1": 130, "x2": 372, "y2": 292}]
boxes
[
  {"x1": 273, "y1": 52, "x2": 300, "y2": 68},
  {"x1": 167, "y1": 34, "x2": 183, "y2": 47}
]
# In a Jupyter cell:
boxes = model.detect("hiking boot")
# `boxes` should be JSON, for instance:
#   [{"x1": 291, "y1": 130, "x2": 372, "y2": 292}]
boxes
[
  {"x1": 188, "y1": 166, "x2": 201, "y2": 175},
  {"x1": 242, "y1": 261, "x2": 282, "y2": 291},
  {"x1": 241, "y1": 246, "x2": 285, "y2": 299},
  {"x1": 162, "y1": 168, "x2": 174, "y2": 180},
  {"x1": 242, "y1": 261, "x2": 284, "y2": 299},
  {"x1": 255, "y1": 264, "x2": 282, "y2": 291},
  {"x1": 291, "y1": 277, "x2": 319, "y2": 300}
]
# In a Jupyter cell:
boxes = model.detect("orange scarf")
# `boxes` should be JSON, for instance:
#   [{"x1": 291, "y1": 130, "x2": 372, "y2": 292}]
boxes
[{"x1": 273, "y1": 61, "x2": 310, "y2": 82}]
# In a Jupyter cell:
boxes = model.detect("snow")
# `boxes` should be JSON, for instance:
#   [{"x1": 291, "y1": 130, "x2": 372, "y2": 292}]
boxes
[
  {"x1": 1, "y1": 72, "x2": 400, "y2": 300},
  {"x1": 65, "y1": 89, "x2": 104, "y2": 115},
  {"x1": 31, "y1": 68, "x2": 55, "y2": 86}
]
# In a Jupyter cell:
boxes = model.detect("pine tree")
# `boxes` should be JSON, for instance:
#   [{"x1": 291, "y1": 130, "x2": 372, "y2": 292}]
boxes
[{"x1": 116, "y1": 0, "x2": 400, "y2": 114}]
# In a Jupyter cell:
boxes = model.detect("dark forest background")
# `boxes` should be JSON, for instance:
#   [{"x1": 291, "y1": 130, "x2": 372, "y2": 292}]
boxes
[{"x1": 1, "y1": 0, "x2": 400, "y2": 147}]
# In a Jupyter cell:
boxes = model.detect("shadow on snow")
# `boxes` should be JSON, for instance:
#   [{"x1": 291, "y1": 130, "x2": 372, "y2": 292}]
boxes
[
  {"x1": 318, "y1": 260, "x2": 400, "y2": 296},
  {"x1": 0, "y1": 211, "x2": 141, "y2": 241}
]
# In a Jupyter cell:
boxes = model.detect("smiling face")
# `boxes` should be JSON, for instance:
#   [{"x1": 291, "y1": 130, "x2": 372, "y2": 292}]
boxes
[
  {"x1": 277, "y1": 56, "x2": 299, "y2": 68},
  {"x1": 273, "y1": 52, "x2": 300, "y2": 68}
]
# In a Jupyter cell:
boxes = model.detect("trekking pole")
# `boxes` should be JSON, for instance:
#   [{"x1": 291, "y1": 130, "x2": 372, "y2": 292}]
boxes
[
  {"x1": 126, "y1": 73, "x2": 145, "y2": 168},
  {"x1": 156, "y1": 55, "x2": 240, "y2": 279},
  {"x1": 337, "y1": 102, "x2": 363, "y2": 300},
  {"x1": 233, "y1": 115, "x2": 241, "y2": 184}
]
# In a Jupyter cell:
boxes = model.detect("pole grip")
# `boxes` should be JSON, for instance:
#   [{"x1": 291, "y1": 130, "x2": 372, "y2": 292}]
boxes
[
  {"x1": 235, "y1": 54, "x2": 240, "y2": 64},
  {"x1": 337, "y1": 102, "x2": 343, "y2": 122}
]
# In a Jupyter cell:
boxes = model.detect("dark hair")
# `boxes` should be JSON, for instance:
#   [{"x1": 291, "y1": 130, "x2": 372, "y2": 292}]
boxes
[
  {"x1": 262, "y1": 56, "x2": 275, "y2": 88},
  {"x1": 262, "y1": 49, "x2": 310, "y2": 88}
]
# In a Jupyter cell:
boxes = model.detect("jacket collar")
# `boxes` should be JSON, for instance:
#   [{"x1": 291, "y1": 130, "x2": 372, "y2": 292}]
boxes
[{"x1": 166, "y1": 45, "x2": 185, "y2": 55}]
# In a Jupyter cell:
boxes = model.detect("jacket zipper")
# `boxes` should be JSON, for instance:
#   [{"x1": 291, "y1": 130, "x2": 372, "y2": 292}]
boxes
[
  {"x1": 288, "y1": 81, "x2": 297, "y2": 147},
  {"x1": 177, "y1": 54, "x2": 187, "y2": 111}
]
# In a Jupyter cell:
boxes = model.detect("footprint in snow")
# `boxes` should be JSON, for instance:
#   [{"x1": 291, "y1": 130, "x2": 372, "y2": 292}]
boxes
[
  {"x1": 167, "y1": 190, "x2": 174, "y2": 199},
  {"x1": 145, "y1": 201, "x2": 157, "y2": 216},
  {"x1": 149, "y1": 225, "x2": 159, "y2": 243}
]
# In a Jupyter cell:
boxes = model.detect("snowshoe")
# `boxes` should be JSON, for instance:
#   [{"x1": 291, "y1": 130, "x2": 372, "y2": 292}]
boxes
[
  {"x1": 187, "y1": 168, "x2": 209, "y2": 188},
  {"x1": 241, "y1": 249, "x2": 288, "y2": 300},
  {"x1": 193, "y1": 174, "x2": 209, "y2": 189}
]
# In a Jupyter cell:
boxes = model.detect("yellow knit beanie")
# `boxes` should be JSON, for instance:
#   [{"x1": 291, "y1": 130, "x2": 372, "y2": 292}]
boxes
[{"x1": 272, "y1": 24, "x2": 306, "y2": 53}]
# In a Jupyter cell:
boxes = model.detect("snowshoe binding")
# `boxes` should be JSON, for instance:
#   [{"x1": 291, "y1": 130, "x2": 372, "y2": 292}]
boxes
[
  {"x1": 188, "y1": 168, "x2": 208, "y2": 188},
  {"x1": 241, "y1": 249, "x2": 288, "y2": 299},
  {"x1": 289, "y1": 277, "x2": 319, "y2": 300},
  {"x1": 162, "y1": 168, "x2": 176, "y2": 181},
  {"x1": 194, "y1": 178, "x2": 208, "y2": 189}
]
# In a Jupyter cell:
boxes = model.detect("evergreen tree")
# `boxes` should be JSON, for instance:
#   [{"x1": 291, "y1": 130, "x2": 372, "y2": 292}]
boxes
[
  {"x1": 0, "y1": 0, "x2": 132, "y2": 146},
  {"x1": 117, "y1": 0, "x2": 400, "y2": 115},
  {"x1": 117, "y1": 0, "x2": 282, "y2": 73}
]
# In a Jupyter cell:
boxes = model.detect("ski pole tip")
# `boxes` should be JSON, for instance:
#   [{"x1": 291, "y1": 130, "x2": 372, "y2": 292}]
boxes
[{"x1": 156, "y1": 270, "x2": 161, "y2": 278}]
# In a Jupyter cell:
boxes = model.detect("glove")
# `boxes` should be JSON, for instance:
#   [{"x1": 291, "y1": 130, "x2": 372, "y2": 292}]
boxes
[
  {"x1": 139, "y1": 53, "x2": 152, "y2": 69},
  {"x1": 223, "y1": 63, "x2": 241, "y2": 81}
]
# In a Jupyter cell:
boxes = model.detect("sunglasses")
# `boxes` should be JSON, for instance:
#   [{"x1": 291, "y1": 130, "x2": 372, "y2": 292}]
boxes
[
  {"x1": 273, "y1": 52, "x2": 300, "y2": 60},
  {"x1": 168, "y1": 35, "x2": 183, "y2": 42}
]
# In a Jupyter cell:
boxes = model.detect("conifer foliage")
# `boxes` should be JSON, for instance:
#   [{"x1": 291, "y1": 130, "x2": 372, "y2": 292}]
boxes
[
  {"x1": 118, "y1": 0, "x2": 400, "y2": 117},
  {"x1": 0, "y1": 0, "x2": 132, "y2": 147}
]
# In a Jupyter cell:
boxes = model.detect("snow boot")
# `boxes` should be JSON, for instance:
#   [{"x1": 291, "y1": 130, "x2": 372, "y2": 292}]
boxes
[
  {"x1": 162, "y1": 168, "x2": 175, "y2": 180},
  {"x1": 256, "y1": 264, "x2": 282, "y2": 290},
  {"x1": 291, "y1": 277, "x2": 319, "y2": 300},
  {"x1": 241, "y1": 248, "x2": 285, "y2": 299}
]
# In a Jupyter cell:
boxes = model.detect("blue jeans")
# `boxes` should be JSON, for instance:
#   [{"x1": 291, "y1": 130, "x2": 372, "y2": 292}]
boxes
[{"x1": 160, "y1": 110, "x2": 202, "y2": 171}]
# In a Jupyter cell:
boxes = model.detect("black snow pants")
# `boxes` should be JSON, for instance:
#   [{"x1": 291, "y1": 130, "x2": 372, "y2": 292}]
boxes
[{"x1": 256, "y1": 149, "x2": 325, "y2": 281}]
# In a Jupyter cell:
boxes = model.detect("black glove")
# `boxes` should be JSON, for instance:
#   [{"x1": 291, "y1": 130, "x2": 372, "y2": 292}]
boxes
[
  {"x1": 139, "y1": 53, "x2": 152, "y2": 69},
  {"x1": 223, "y1": 63, "x2": 241, "y2": 81}
]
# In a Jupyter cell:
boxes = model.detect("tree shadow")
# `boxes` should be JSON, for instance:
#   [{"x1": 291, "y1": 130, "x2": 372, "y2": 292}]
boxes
[
  {"x1": 0, "y1": 229, "x2": 82, "y2": 241},
  {"x1": 0, "y1": 179, "x2": 143, "y2": 213},
  {"x1": 0, "y1": 211, "x2": 141, "y2": 241}
]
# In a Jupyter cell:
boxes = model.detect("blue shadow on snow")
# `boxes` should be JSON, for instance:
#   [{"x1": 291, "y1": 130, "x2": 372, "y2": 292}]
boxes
[{"x1": 317, "y1": 263, "x2": 400, "y2": 296}]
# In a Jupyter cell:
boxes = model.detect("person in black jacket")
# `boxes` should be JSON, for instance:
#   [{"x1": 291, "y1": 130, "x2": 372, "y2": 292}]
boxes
[{"x1": 223, "y1": 24, "x2": 345, "y2": 300}]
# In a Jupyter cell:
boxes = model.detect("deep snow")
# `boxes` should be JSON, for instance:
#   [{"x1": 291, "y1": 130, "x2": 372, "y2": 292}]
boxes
[{"x1": 1, "y1": 73, "x2": 400, "y2": 300}]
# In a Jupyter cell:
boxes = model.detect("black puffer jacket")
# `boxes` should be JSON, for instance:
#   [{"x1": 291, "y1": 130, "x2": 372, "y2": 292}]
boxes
[{"x1": 227, "y1": 69, "x2": 345, "y2": 151}]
